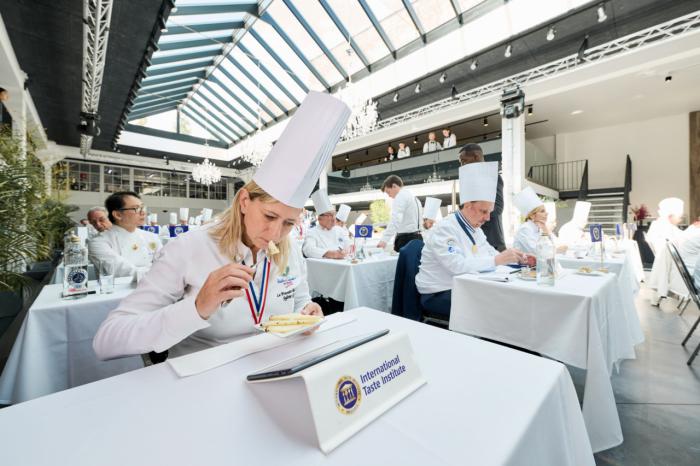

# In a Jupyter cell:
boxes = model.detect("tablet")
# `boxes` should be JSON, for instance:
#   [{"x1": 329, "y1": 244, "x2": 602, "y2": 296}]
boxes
[{"x1": 246, "y1": 329, "x2": 390, "y2": 381}]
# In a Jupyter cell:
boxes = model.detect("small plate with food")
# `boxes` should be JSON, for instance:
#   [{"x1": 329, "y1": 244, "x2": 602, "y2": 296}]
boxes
[
  {"x1": 255, "y1": 313, "x2": 325, "y2": 338},
  {"x1": 575, "y1": 266, "x2": 606, "y2": 276},
  {"x1": 518, "y1": 269, "x2": 537, "y2": 281}
]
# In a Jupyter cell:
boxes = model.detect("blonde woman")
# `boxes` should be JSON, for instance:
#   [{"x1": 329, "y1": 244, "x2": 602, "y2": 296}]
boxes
[
  {"x1": 93, "y1": 91, "x2": 350, "y2": 359},
  {"x1": 512, "y1": 187, "x2": 564, "y2": 254}
]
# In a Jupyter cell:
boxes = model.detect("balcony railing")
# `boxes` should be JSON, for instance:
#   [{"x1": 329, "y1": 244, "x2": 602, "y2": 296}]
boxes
[{"x1": 527, "y1": 159, "x2": 588, "y2": 194}]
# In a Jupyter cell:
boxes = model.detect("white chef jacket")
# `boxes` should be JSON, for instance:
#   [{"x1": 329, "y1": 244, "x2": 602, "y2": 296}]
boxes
[
  {"x1": 422, "y1": 140, "x2": 442, "y2": 153},
  {"x1": 397, "y1": 147, "x2": 411, "y2": 159},
  {"x1": 694, "y1": 256, "x2": 700, "y2": 290},
  {"x1": 442, "y1": 133, "x2": 457, "y2": 149},
  {"x1": 416, "y1": 211, "x2": 498, "y2": 294},
  {"x1": 513, "y1": 220, "x2": 559, "y2": 254},
  {"x1": 647, "y1": 218, "x2": 682, "y2": 254},
  {"x1": 557, "y1": 221, "x2": 586, "y2": 245},
  {"x1": 302, "y1": 225, "x2": 350, "y2": 259},
  {"x1": 381, "y1": 188, "x2": 422, "y2": 243},
  {"x1": 87, "y1": 225, "x2": 162, "y2": 277},
  {"x1": 93, "y1": 225, "x2": 313, "y2": 359},
  {"x1": 678, "y1": 226, "x2": 700, "y2": 270}
]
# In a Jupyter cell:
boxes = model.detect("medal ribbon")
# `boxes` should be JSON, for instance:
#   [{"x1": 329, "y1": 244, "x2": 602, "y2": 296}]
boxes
[
  {"x1": 454, "y1": 211, "x2": 476, "y2": 246},
  {"x1": 244, "y1": 257, "x2": 271, "y2": 324}
]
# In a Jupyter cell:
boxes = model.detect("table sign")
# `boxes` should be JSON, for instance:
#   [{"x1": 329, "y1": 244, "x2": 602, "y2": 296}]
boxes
[
  {"x1": 140, "y1": 225, "x2": 159, "y2": 234},
  {"x1": 247, "y1": 331, "x2": 426, "y2": 453},
  {"x1": 590, "y1": 224, "x2": 604, "y2": 270},
  {"x1": 168, "y1": 225, "x2": 188, "y2": 237}
]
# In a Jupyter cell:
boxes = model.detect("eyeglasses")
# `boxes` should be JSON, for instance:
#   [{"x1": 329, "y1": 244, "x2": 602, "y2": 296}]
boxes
[{"x1": 119, "y1": 206, "x2": 146, "y2": 214}]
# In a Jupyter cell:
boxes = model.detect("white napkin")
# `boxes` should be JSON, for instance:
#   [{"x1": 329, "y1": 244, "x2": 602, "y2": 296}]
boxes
[{"x1": 168, "y1": 313, "x2": 358, "y2": 377}]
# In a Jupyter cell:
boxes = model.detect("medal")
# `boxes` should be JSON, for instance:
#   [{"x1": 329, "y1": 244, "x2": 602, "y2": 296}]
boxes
[
  {"x1": 131, "y1": 244, "x2": 139, "y2": 251},
  {"x1": 472, "y1": 244, "x2": 478, "y2": 254},
  {"x1": 244, "y1": 257, "x2": 271, "y2": 324}
]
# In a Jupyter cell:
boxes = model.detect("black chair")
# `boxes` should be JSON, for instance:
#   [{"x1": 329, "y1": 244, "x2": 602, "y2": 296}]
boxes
[
  {"x1": 391, "y1": 239, "x2": 449, "y2": 327},
  {"x1": 666, "y1": 241, "x2": 700, "y2": 365}
]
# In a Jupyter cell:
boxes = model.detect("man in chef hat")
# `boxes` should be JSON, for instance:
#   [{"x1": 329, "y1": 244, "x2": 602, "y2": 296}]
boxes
[
  {"x1": 336, "y1": 204, "x2": 353, "y2": 238},
  {"x1": 647, "y1": 197, "x2": 684, "y2": 254},
  {"x1": 303, "y1": 190, "x2": 351, "y2": 259},
  {"x1": 421, "y1": 197, "x2": 442, "y2": 243},
  {"x1": 415, "y1": 162, "x2": 526, "y2": 318},
  {"x1": 557, "y1": 201, "x2": 592, "y2": 245}
]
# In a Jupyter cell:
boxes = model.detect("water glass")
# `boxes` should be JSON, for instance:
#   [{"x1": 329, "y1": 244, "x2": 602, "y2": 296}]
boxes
[{"x1": 98, "y1": 260, "x2": 115, "y2": 294}]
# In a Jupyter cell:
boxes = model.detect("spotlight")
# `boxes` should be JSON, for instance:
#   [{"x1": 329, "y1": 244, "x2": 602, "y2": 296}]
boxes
[
  {"x1": 577, "y1": 34, "x2": 589, "y2": 62},
  {"x1": 482, "y1": 135, "x2": 487, "y2": 140},
  {"x1": 414, "y1": 83, "x2": 421, "y2": 94},
  {"x1": 439, "y1": 72, "x2": 447, "y2": 83},
  {"x1": 345, "y1": 154, "x2": 349, "y2": 161},
  {"x1": 504, "y1": 44, "x2": 512, "y2": 58},
  {"x1": 470, "y1": 59, "x2": 478, "y2": 71},
  {"x1": 413, "y1": 136, "x2": 418, "y2": 144},
  {"x1": 393, "y1": 92, "x2": 399, "y2": 103},
  {"x1": 483, "y1": 117, "x2": 488, "y2": 127},
  {"x1": 546, "y1": 26, "x2": 556, "y2": 41},
  {"x1": 528, "y1": 105, "x2": 533, "y2": 116},
  {"x1": 665, "y1": 75, "x2": 672, "y2": 82},
  {"x1": 597, "y1": 4, "x2": 607, "y2": 23},
  {"x1": 451, "y1": 85, "x2": 457, "y2": 99}
]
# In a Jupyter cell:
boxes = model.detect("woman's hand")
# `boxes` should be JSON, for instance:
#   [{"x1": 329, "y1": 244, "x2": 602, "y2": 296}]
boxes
[
  {"x1": 495, "y1": 248, "x2": 527, "y2": 266},
  {"x1": 301, "y1": 302, "x2": 324, "y2": 335},
  {"x1": 195, "y1": 263, "x2": 254, "y2": 320},
  {"x1": 535, "y1": 220, "x2": 551, "y2": 236}
]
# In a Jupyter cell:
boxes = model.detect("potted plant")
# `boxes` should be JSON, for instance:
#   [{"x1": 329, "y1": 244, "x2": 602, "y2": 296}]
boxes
[{"x1": 630, "y1": 204, "x2": 649, "y2": 227}]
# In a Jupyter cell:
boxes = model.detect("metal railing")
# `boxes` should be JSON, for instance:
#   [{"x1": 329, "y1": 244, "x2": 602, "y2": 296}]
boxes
[{"x1": 527, "y1": 159, "x2": 588, "y2": 192}]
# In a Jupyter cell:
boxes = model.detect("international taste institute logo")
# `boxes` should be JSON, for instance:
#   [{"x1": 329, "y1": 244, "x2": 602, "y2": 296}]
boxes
[{"x1": 335, "y1": 375, "x2": 361, "y2": 414}]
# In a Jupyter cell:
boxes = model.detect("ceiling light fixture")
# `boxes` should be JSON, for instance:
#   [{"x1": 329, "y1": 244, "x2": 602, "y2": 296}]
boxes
[
  {"x1": 546, "y1": 26, "x2": 556, "y2": 41},
  {"x1": 570, "y1": 109, "x2": 583, "y2": 115},
  {"x1": 413, "y1": 136, "x2": 418, "y2": 144},
  {"x1": 504, "y1": 44, "x2": 512, "y2": 58},
  {"x1": 597, "y1": 4, "x2": 608, "y2": 23},
  {"x1": 345, "y1": 154, "x2": 349, "y2": 161},
  {"x1": 470, "y1": 59, "x2": 478, "y2": 71},
  {"x1": 393, "y1": 92, "x2": 399, "y2": 102},
  {"x1": 528, "y1": 106, "x2": 533, "y2": 116},
  {"x1": 483, "y1": 117, "x2": 489, "y2": 127},
  {"x1": 451, "y1": 85, "x2": 458, "y2": 99},
  {"x1": 414, "y1": 83, "x2": 421, "y2": 94},
  {"x1": 439, "y1": 72, "x2": 447, "y2": 83}
]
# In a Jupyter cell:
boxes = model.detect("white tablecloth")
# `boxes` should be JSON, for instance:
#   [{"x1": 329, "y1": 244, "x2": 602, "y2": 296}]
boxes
[
  {"x1": 306, "y1": 256, "x2": 398, "y2": 311},
  {"x1": 0, "y1": 308, "x2": 594, "y2": 466},
  {"x1": 50, "y1": 263, "x2": 96, "y2": 284},
  {"x1": 450, "y1": 271, "x2": 644, "y2": 453},
  {"x1": 0, "y1": 277, "x2": 142, "y2": 404},
  {"x1": 648, "y1": 246, "x2": 691, "y2": 299}
]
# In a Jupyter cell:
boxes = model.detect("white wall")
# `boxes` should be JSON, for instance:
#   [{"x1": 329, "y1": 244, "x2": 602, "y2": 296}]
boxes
[
  {"x1": 554, "y1": 113, "x2": 690, "y2": 218},
  {"x1": 525, "y1": 136, "x2": 556, "y2": 170},
  {"x1": 66, "y1": 192, "x2": 229, "y2": 225}
]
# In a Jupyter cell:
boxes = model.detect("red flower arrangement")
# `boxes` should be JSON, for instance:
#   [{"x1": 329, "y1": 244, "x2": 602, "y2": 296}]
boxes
[{"x1": 631, "y1": 204, "x2": 649, "y2": 222}]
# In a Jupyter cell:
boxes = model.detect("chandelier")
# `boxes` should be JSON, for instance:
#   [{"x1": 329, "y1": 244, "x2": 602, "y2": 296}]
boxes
[
  {"x1": 191, "y1": 158, "x2": 222, "y2": 186},
  {"x1": 424, "y1": 165, "x2": 443, "y2": 183},
  {"x1": 359, "y1": 176, "x2": 374, "y2": 191},
  {"x1": 240, "y1": 128, "x2": 272, "y2": 167},
  {"x1": 339, "y1": 47, "x2": 378, "y2": 141}
]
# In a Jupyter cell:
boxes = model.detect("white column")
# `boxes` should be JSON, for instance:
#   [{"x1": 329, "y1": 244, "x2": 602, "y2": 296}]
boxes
[
  {"x1": 11, "y1": 91, "x2": 26, "y2": 161},
  {"x1": 44, "y1": 161, "x2": 53, "y2": 196},
  {"x1": 501, "y1": 113, "x2": 526, "y2": 245}
]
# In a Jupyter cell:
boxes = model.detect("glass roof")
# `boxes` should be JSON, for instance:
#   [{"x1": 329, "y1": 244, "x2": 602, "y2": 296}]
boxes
[{"x1": 126, "y1": 0, "x2": 589, "y2": 145}]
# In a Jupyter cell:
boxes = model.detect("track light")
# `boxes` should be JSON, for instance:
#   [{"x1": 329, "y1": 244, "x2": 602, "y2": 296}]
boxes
[
  {"x1": 483, "y1": 117, "x2": 488, "y2": 127},
  {"x1": 546, "y1": 26, "x2": 556, "y2": 41},
  {"x1": 451, "y1": 85, "x2": 457, "y2": 99},
  {"x1": 393, "y1": 92, "x2": 399, "y2": 103},
  {"x1": 577, "y1": 34, "x2": 589, "y2": 62},
  {"x1": 597, "y1": 4, "x2": 607, "y2": 23},
  {"x1": 413, "y1": 136, "x2": 418, "y2": 144},
  {"x1": 528, "y1": 106, "x2": 533, "y2": 116},
  {"x1": 504, "y1": 44, "x2": 512, "y2": 58},
  {"x1": 470, "y1": 59, "x2": 478, "y2": 71},
  {"x1": 439, "y1": 72, "x2": 447, "y2": 83},
  {"x1": 345, "y1": 154, "x2": 349, "y2": 161},
  {"x1": 414, "y1": 83, "x2": 421, "y2": 94}
]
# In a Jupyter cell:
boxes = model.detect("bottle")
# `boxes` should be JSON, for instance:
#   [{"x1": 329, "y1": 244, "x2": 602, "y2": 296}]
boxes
[
  {"x1": 536, "y1": 232, "x2": 556, "y2": 286},
  {"x1": 63, "y1": 235, "x2": 89, "y2": 298}
]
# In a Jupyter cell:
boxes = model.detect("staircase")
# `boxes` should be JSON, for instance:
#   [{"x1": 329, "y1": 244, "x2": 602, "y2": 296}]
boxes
[{"x1": 587, "y1": 189, "x2": 625, "y2": 235}]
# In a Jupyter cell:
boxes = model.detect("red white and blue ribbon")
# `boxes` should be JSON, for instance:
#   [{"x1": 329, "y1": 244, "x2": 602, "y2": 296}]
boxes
[{"x1": 245, "y1": 257, "x2": 271, "y2": 324}]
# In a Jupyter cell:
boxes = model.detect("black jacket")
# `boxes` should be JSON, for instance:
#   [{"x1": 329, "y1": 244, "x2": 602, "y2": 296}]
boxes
[{"x1": 481, "y1": 175, "x2": 505, "y2": 251}]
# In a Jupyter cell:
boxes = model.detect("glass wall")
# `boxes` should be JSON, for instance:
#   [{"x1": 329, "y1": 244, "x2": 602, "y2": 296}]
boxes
[{"x1": 53, "y1": 160, "x2": 228, "y2": 200}]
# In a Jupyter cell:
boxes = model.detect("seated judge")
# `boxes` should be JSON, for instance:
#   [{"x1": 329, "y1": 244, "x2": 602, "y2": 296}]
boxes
[
  {"x1": 93, "y1": 91, "x2": 348, "y2": 360},
  {"x1": 336, "y1": 204, "x2": 353, "y2": 238},
  {"x1": 678, "y1": 217, "x2": 700, "y2": 271},
  {"x1": 302, "y1": 190, "x2": 350, "y2": 259},
  {"x1": 512, "y1": 187, "x2": 566, "y2": 255},
  {"x1": 416, "y1": 162, "x2": 526, "y2": 317},
  {"x1": 646, "y1": 197, "x2": 684, "y2": 254},
  {"x1": 557, "y1": 201, "x2": 592, "y2": 245},
  {"x1": 86, "y1": 206, "x2": 112, "y2": 238},
  {"x1": 87, "y1": 192, "x2": 162, "y2": 278},
  {"x1": 421, "y1": 197, "x2": 442, "y2": 243}
]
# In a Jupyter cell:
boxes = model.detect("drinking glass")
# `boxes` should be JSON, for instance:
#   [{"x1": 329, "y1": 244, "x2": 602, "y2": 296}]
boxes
[{"x1": 98, "y1": 259, "x2": 115, "y2": 294}]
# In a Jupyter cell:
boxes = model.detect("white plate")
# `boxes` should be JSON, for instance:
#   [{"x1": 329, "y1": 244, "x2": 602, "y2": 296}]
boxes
[
  {"x1": 254, "y1": 317, "x2": 326, "y2": 338},
  {"x1": 518, "y1": 274, "x2": 537, "y2": 281}
]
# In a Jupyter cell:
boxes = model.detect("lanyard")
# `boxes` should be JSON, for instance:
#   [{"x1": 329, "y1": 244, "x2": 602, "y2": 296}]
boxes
[
  {"x1": 244, "y1": 257, "x2": 271, "y2": 325},
  {"x1": 454, "y1": 212, "x2": 479, "y2": 254}
]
